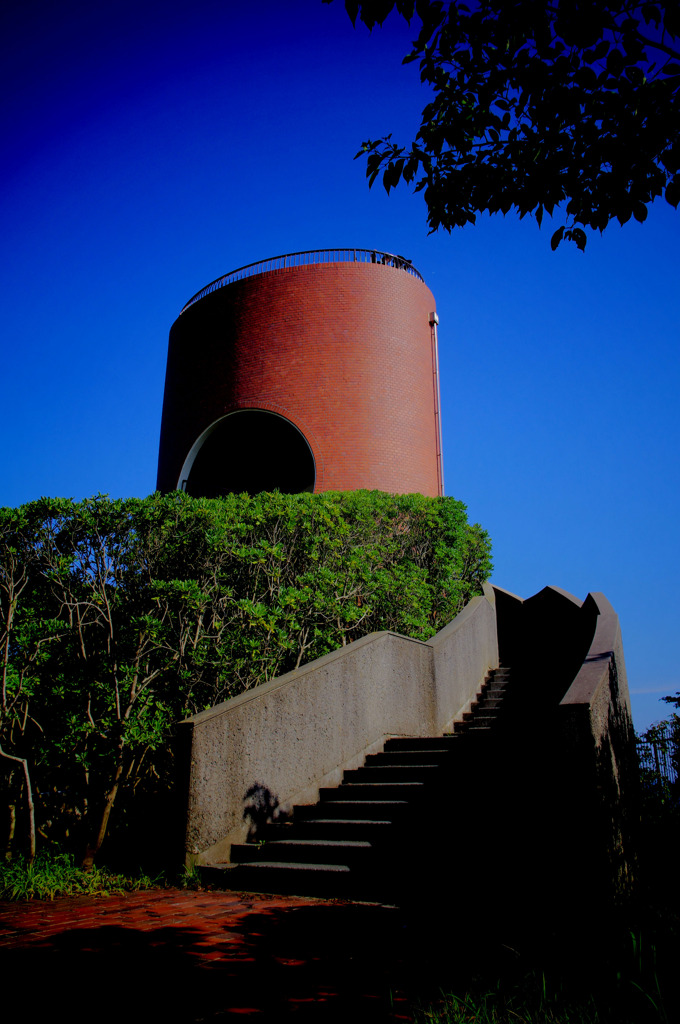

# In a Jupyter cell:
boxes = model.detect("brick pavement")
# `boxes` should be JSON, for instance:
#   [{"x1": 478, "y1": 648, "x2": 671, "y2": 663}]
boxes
[{"x1": 0, "y1": 887, "x2": 433, "y2": 1023}]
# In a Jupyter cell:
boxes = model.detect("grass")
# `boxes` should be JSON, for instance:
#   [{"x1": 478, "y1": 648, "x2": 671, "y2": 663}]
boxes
[
  {"x1": 411, "y1": 931, "x2": 674, "y2": 1024},
  {"x1": 413, "y1": 780, "x2": 679, "y2": 1024},
  {"x1": 0, "y1": 851, "x2": 160, "y2": 901},
  {"x1": 414, "y1": 980, "x2": 600, "y2": 1023},
  {"x1": 413, "y1": 975, "x2": 663, "y2": 1024}
]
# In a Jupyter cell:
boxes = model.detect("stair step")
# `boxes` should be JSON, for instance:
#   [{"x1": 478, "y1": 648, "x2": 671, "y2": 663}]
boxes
[
  {"x1": 255, "y1": 821, "x2": 295, "y2": 838},
  {"x1": 323, "y1": 782, "x2": 425, "y2": 800},
  {"x1": 294, "y1": 799, "x2": 410, "y2": 820},
  {"x1": 342, "y1": 765, "x2": 442, "y2": 783},
  {"x1": 231, "y1": 838, "x2": 373, "y2": 865},
  {"x1": 453, "y1": 721, "x2": 495, "y2": 733},
  {"x1": 383, "y1": 736, "x2": 462, "y2": 751},
  {"x1": 235, "y1": 860, "x2": 352, "y2": 873},
  {"x1": 466, "y1": 712, "x2": 500, "y2": 723},
  {"x1": 226, "y1": 860, "x2": 359, "y2": 898},
  {"x1": 364, "y1": 750, "x2": 454, "y2": 766},
  {"x1": 293, "y1": 818, "x2": 393, "y2": 840}
]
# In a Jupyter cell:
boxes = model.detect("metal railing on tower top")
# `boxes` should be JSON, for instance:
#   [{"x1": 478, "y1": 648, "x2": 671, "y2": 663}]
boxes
[{"x1": 179, "y1": 248, "x2": 424, "y2": 314}]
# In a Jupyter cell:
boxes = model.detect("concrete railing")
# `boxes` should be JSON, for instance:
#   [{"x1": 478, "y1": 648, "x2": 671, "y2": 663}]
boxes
[
  {"x1": 179, "y1": 587, "x2": 499, "y2": 865},
  {"x1": 559, "y1": 591, "x2": 629, "y2": 732},
  {"x1": 488, "y1": 584, "x2": 636, "y2": 915},
  {"x1": 556, "y1": 592, "x2": 636, "y2": 904}
]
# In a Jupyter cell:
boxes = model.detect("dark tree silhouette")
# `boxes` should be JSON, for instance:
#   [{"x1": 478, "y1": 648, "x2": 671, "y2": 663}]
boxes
[{"x1": 330, "y1": 0, "x2": 680, "y2": 248}]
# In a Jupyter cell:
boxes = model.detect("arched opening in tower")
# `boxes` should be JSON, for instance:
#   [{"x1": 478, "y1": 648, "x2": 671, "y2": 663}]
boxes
[{"x1": 182, "y1": 410, "x2": 315, "y2": 497}]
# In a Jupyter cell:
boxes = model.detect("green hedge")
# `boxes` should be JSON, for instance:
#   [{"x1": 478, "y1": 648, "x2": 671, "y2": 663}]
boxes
[{"x1": 0, "y1": 490, "x2": 491, "y2": 866}]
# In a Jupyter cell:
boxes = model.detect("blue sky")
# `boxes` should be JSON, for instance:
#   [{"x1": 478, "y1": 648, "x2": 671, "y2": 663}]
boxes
[{"x1": 2, "y1": 0, "x2": 678, "y2": 731}]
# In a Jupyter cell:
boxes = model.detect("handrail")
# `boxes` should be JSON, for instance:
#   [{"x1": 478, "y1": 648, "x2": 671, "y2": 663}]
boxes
[
  {"x1": 559, "y1": 592, "x2": 619, "y2": 710},
  {"x1": 179, "y1": 248, "x2": 424, "y2": 314}
]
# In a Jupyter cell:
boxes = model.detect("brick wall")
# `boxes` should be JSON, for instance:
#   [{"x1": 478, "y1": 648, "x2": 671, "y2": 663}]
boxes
[{"x1": 157, "y1": 261, "x2": 441, "y2": 497}]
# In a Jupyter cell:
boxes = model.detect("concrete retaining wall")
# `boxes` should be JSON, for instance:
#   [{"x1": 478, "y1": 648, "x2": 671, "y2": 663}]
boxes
[{"x1": 179, "y1": 587, "x2": 498, "y2": 864}]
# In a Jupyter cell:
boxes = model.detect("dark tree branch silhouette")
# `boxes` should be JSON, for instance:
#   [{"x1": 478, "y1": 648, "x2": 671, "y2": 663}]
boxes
[{"x1": 329, "y1": 0, "x2": 680, "y2": 248}]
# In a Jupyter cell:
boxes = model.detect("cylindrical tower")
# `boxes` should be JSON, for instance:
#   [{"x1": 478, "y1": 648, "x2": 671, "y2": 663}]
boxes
[{"x1": 157, "y1": 249, "x2": 443, "y2": 497}]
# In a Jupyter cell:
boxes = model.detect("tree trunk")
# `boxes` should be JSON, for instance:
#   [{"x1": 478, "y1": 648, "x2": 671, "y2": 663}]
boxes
[
  {"x1": 0, "y1": 746, "x2": 35, "y2": 864},
  {"x1": 5, "y1": 802, "x2": 16, "y2": 862},
  {"x1": 81, "y1": 757, "x2": 125, "y2": 871}
]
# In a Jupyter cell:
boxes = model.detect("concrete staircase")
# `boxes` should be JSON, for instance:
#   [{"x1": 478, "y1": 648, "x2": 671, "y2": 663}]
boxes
[
  {"x1": 203, "y1": 667, "x2": 513, "y2": 901},
  {"x1": 453, "y1": 664, "x2": 513, "y2": 733}
]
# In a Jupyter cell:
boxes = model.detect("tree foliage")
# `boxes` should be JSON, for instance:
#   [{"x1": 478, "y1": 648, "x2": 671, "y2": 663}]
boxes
[
  {"x1": 331, "y1": 0, "x2": 680, "y2": 248},
  {"x1": 662, "y1": 689, "x2": 680, "y2": 715},
  {"x1": 0, "y1": 490, "x2": 491, "y2": 868}
]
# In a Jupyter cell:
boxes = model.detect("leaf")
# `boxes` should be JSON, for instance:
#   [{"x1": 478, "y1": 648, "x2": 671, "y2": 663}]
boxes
[
  {"x1": 343, "y1": 0, "x2": 360, "y2": 27},
  {"x1": 641, "y1": 5, "x2": 662, "y2": 29},
  {"x1": 550, "y1": 226, "x2": 565, "y2": 250},
  {"x1": 383, "y1": 158, "x2": 404, "y2": 193},
  {"x1": 571, "y1": 227, "x2": 587, "y2": 251},
  {"x1": 665, "y1": 177, "x2": 680, "y2": 208},
  {"x1": 633, "y1": 201, "x2": 648, "y2": 223},
  {"x1": 591, "y1": 39, "x2": 610, "y2": 61}
]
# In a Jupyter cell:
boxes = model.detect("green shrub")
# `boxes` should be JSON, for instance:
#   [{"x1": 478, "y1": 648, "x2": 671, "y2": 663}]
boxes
[{"x1": 0, "y1": 490, "x2": 491, "y2": 867}]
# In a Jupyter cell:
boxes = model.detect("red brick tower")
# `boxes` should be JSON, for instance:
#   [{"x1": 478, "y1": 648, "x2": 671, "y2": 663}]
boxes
[{"x1": 156, "y1": 249, "x2": 443, "y2": 497}]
